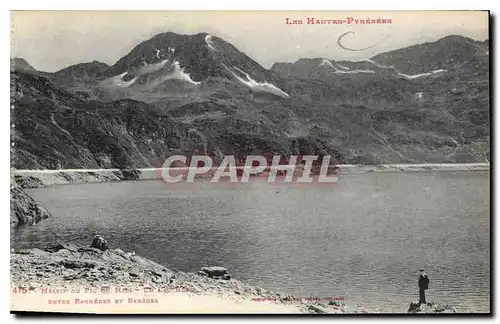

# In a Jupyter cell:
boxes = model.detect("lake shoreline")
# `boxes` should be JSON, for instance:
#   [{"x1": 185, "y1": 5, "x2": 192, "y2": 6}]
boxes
[
  {"x1": 11, "y1": 163, "x2": 490, "y2": 188},
  {"x1": 9, "y1": 243, "x2": 366, "y2": 314},
  {"x1": 10, "y1": 243, "x2": 457, "y2": 314}
]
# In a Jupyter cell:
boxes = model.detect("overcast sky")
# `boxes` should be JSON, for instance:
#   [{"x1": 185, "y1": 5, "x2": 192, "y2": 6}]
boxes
[{"x1": 11, "y1": 10, "x2": 488, "y2": 72}]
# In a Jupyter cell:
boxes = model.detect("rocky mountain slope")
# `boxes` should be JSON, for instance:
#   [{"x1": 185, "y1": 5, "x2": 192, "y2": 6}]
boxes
[
  {"x1": 11, "y1": 33, "x2": 490, "y2": 169},
  {"x1": 371, "y1": 35, "x2": 489, "y2": 75},
  {"x1": 11, "y1": 58, "x2": 37, "y2": 73},
  {"x1": 271, "y1": 35, "x2": 488, "y2": 80}
]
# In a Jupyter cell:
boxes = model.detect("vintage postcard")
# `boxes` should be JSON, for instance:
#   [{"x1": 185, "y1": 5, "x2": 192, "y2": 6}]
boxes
[{"x1": 10, "y1": 10, "x2": 490, "y2": 314}]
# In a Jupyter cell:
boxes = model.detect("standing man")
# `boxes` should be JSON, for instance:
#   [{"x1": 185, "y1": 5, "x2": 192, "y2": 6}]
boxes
[{"x1": 418, "y1": 269, "x2": 430, "y2": 304}]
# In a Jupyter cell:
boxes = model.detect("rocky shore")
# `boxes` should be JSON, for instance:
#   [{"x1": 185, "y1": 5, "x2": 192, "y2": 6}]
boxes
[
  {"x1": 10, "y1": 242, "x2": 366, "y2": 314},
  {"x1": 10, "y1": 240, "x2": 457, "y2": 314}
]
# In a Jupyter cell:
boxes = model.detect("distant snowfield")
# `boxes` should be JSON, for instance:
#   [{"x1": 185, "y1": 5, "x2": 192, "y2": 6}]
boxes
[
  {"x1": 101, "y1": 59, "x2": 200, "y2": 88},
  {"x1": 136, "y1": 59, "x2": 169, "y2": 76},
  {"x1": 399, "y1": 69, "x2": 447, "y2": 79},
  {"x1": 334, "y1": 69, "x2": 375, "y2": 75},
  {"x1": 315, "y1": 58, "x2": 449, "y2": 79},
  {"x1": 102, "y1": 72, "x2": 138, "y2": 88},
  {"x1": 319, "y1": 59, "x2": 375, "y2": 74}
]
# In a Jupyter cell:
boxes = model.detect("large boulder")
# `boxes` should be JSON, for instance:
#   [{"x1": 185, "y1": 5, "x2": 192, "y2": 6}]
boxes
[
  {"x1": 199, "y1": 266, "x2": 231, "y2": 280},
  {"x1": 407, "y1": 301, "x2": 457, "y2": 313},
  {"x1": 91, "y1": 235, "x2": 109, "y2": 251}
]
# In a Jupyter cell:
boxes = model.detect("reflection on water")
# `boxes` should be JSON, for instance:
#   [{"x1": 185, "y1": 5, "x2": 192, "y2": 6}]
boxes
[{"x1": 12, "y1": 171, "x2": 490, "y2": 313}]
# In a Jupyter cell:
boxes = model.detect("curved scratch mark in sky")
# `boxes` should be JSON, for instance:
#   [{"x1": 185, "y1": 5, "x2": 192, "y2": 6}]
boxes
[{"x1": 337, "y1": 31, "x2": 381, "y2": 51}]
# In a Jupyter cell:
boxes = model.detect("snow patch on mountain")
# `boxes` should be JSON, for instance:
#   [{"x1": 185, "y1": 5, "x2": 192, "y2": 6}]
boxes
[
  {"x1": 318, "y1": 59, "x2": 374, "y2": 74},
  {"x1": 336, "y1": 63, "x2": 350, "y2": 71},
  {"x1": 50, "y1": 114, "x2": 72, "y2": 138},
  {"x1": 136, "y1": 59, "x2": 169, "y2": 77},
  {"x1": 101, "y1": 60, "x2": 171, "y2": 88},
  {"x1": 205, "y1": 35, "x2": 217, "y2": 51},
  {"x1": 334, "y1": 69, "x2": 375, "y2": 74},
  {"x1": 102, "y1": 72, "x2": 138, "y2": 88},
  {"x1": 319, "y1": 59, "x2": 334, "y2": 68},
  {"x1": 228, "y1": 66, "x2": 289, "y2": 98},
  {"x1": 399, "y1": 69, "x2": 447, "y2": 79},
  {"x1": 364, "y1": 59, "x2": 394, "y2": 69},
  {"x1": 153, "y1": 48, "x2": 161, "y2": 59},
  {"x1": 160, "y1": 61, "x2": 201, "y2": 85},
  {"x1": 364, "y1": 59, "x2": 447, "y2": 79}
]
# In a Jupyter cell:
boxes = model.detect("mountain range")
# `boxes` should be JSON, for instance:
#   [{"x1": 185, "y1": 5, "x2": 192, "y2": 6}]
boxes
[{"x1": 11, "y1": 33, "x2": 490, "y2": 169}]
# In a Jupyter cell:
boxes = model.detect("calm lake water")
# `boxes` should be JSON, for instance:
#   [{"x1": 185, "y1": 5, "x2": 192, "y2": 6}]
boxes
[{"x1": 12, "y1": 171, "x2": 490, "y2": 313}]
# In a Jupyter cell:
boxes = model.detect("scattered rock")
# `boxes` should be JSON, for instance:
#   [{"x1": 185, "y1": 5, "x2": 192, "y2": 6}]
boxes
[
  {"x1": 151, "y1": 269, "x2": 163, "y2": 277},
  {"x1": 197, "y1": 270, "x2": 209, "y2": 277},
  {"x1": 200, "y1": 266, "x2": 230, "y2": 280},
  {"x1": 29, "y1": 282, "x2": 39, "y2": 290},
  {"x1": 328, "y1": 300, "x2": 343, "y2": 307},
  {"x1": 17, "y1": 248, "x2": 46, "y2": 255},
  {"x1": 55, "y1": 249, "x2": 72, "y2": 257},
  {"x1": 59, "y1": 260, "x2": 96, "y2": 270},
  {"x1": 80, "y1": 247, "x2": 104, "y2": 254},
  {"x1": 308, "y1": 304, "x2": 328, "y2": 314},
  {"x1": 407, "y1": 301, "x2": 457, "y2": 313},
  {"x1": 47, "y1": 242, "x2": 79, "y2": 253}
]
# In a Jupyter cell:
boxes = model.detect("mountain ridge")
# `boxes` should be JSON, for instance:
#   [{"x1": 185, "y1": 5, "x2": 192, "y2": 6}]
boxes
[
  {"x1": 271, "y1": 35, "x2": 488, "y2": 80},
  {"x1": 10, "y1": 32, "x2": 490, "y2": 169}
]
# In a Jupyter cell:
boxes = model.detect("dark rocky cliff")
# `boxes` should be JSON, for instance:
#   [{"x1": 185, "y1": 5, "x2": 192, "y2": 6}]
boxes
[{"x1": 10, "y1": 178, "x2": 50, "y2": 226}]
